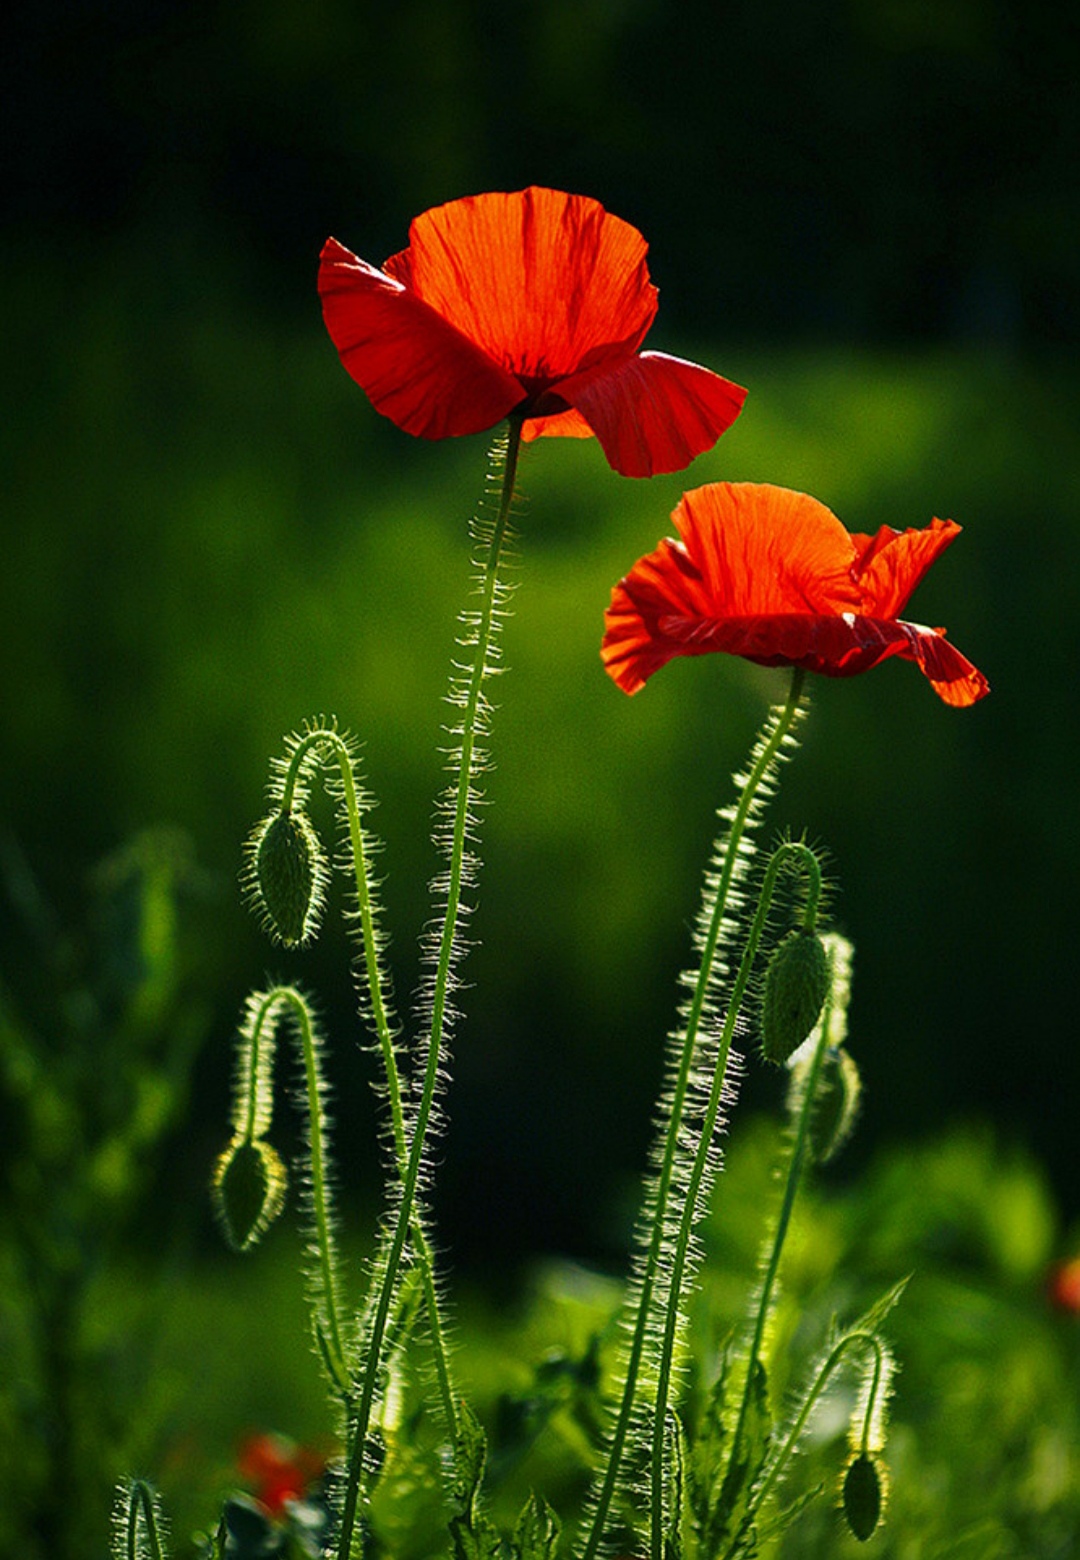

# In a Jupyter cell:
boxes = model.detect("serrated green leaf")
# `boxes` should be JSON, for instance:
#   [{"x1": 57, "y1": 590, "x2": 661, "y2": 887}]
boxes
[
  {"x1": 848, "y1": 1275, "x2": 910, "y2": 1337},
  {"x1": 448, "y1": 1402, "x2": 502, "y2": 1560},
  {"x1": 512, "y1": 1493, "x2": 560, "y2": 1560},
  {"x1": 452, "y1": 1400, "x2": 488, "y2": 1511},
  {"x1": 687, "y1": 1344, "x2": 732, "y2": 1527},
  {"x1": 706, "y1": 1360, "x2": 772, "y2": 1557}
]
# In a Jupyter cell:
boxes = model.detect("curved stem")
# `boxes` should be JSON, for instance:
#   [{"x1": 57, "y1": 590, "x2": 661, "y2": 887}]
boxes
[
  {"x1": 128, "y1": 1481, "x2": 165, "y2": 1560},
  {"x1": 582, "y1": 668, "x2": 806, "y2": 1560},
  {"x1": 721, "y1": 934, "x2": 833, "y2": 1516},
  {"x1": 282, "y1": 986, "x2": 351, "y2": 1392},
  {"x1": 336, "y1": 416, "x2": 524, "y2": 1560},
  {"x1": 746, "y1": 1331, "x2": 885, "y2": 1524},
  {"x1": 280, "y1": 727, "x2": 459, "y2": 1431},
  {"x1": 649, "y1": 839, "x2": 821, "y2": 1560}
]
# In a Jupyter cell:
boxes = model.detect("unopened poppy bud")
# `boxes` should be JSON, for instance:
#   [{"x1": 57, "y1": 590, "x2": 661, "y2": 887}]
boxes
[
  {"x1": 249, "y1": 808, "x2": 327, "y2": 947},
  {"x1": 842, "y1": 1452, "x2": 885, "y2": 1542},
  {"x1": 212, "y1": 1135, "x2": 287, "y2": 1252},
  {"x1": 808, "y1": 1045, "x2": 862, "y2": 1163},
  {"x1": 761, "y1": 929, "x2": 831, "y2": 1064}
]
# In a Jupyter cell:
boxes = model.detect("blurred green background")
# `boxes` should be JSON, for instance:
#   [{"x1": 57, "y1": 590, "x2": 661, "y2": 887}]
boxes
[{"x1": 2, "y1": 0, "x2": 1078, "y2": 1277}]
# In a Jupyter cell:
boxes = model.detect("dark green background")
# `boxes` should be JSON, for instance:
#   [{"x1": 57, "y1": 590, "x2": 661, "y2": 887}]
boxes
[{"x1": 3, "y1": 0, "x2": 1077, "y2": 1276}]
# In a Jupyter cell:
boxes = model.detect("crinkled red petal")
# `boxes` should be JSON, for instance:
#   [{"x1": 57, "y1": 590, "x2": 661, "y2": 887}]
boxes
[
  {"x1": 672, "y1": 483, "x2": 862, "y2": 612},
  {"x1": 555, "y1": 353, "x2": 747, "y2": 477},
  {"x1": 398, "y1": 187, "x2": 658, "y2": 382},
  {"x1": 318, "y1": 238, "x2": 524, "y2": 440},
  {"x1": 850, "y1": 518, "x2": 962, "y2": 617},
  {"x1": 602, "y1": 483, "x2": 989, "y2": 704},
  {"x1": 604, "y1": 594, "x2": 988, "y2": 704}
]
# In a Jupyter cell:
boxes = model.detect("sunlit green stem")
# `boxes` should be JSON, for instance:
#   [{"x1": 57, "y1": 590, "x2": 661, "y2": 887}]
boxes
[
  {"x1": 280, "y1": 728, "x2": 457, "y2": 1429},
  {"x1": 721, "y1": 923, "x2": 832, "y2": 1527},
  {"x1": 582, "y1": 668, "x2": 806, "y2": 1560},
  {"x1": 746, "y1": 1331, "x2": 886, "y2": 1522},
  {"x1": 249, "y1": 985, "x2": 350, "y2": 1393},
  {"x1": 336, "y1": 415, "x2": 524, "y2": 1560},
  {"x1": 127, "y1": 1481, "x2": 165, "y2": 1560},
  {"x1": 649, "y1": 839, "x2": 822, "y2": 1560}
]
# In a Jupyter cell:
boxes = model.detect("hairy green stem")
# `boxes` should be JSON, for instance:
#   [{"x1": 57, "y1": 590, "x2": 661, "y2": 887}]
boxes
[
  {"x1": 582, "y1": 668, "x2": 806, "y2": 1560},
  {"x1": 746, "y1": 1330, "x2": 885, "y2": 1523},
  {"x1": 649, "y1": 839, "x2": 822, "y2": 1560},
  {"x1": 280, "y1": 728, "x2": 458, "y2": 1431},
  {"x1": 127, "y1": 1481, "x2": 165, "y2": 1560},
  {"x1": 721, "y1": 922, "x2": 833, "y2": 1522},
  {"x1": 336, "y1": 415, "x2": 523, "y2": 1560}
]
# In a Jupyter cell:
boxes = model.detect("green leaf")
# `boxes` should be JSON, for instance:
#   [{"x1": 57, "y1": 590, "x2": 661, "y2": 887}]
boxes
[
  {"x1": 512, "y1": 1493, "x2": 560, "y2": 1560},
  {"x1": 448, "y1": 1402, "x2": 502, "y2": 1560},
  {"x1": 707, "y1": 1359, "x2": 772, "y2": 1558},
  {"x1": 687, "y1": 1349, "x2": 732, "y2": 1528}
]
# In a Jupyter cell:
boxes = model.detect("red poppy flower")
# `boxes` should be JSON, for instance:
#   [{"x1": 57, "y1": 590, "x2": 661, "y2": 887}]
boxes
[
  {"x1": 602, "y1": 482, "x2": 989, "y2": 706},
  {"x1": 318, "y1": 187, "x2": 746, "y2": 478},
  {"x1": 237, "y1": 1431, "x2": 325, "y2": 1516}
]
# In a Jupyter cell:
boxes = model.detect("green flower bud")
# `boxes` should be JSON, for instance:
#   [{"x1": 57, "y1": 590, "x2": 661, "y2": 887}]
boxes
[
  {"x1": 248, "y1": 808, "x2": 327, "y2": 947},
  {"x1": 761, "y1": 929, "x2": 831, "y2": 1065},
  {"x1": 212, "y1": 1135, "x2": 287, "y2": 1252},
  {"x1": 842, "y1": 1452, "x2": 885, "y2": 1542},
  {"x1": 808, "y1": 1045, "x2": 862, "y2": 1163}
]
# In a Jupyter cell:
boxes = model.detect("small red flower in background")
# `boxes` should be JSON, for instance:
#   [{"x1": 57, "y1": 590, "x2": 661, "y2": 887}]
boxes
[
  {"x1": 237, "y1": 1431, "x2": 326, "y2": 1516},
  {"x1": 602, "y1": 481, "x2": 989, "y2": 706},
  {"x1": 1048, "y1": 1256, "x2": 1080, "y2": 1314},
  {"x1": 318, "y1": 186, "x2": 746, "y2": 478}
]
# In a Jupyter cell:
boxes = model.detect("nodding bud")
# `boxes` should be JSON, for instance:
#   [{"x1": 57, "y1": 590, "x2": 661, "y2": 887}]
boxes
[
  {"x1": 806, "y1": 1045, "x2": 862, "y2": 1163},
  {"x1": 212, "y1": 1135, "x2": 287, "y2": 1252},
  {"x1": 842, "y1": 1452, "x2": 885, "y2": 1542},
  {"x1": 249, "y1": 808, "x2": 327, "y2": 947},
  {"x1": 761, "y1": 929, "x2": 831, "y2": 1065}
]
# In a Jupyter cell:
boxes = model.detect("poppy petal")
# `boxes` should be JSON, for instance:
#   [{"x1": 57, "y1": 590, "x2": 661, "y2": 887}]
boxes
[
  {"x1": 672, "y1": 483, "x2": 862, "y2": 613},
  {"x1": 557, "y1": 353, "x2": 747, "y2": 477},
  {"x1": 602, "y1": 482, "x2": 988, "y2": 704},
  {"x1": 398, "y1": 187, "x2": 659, "y2": 382},
  {"x1": 851, "y1": 518, "x2": 962, "y2": 617},
  {"x1": 318, "y1": 238, "x2": 525, "y2": 440},
  {"x1": 520, "y1": 406, "x2": 596, "y2": 442}
]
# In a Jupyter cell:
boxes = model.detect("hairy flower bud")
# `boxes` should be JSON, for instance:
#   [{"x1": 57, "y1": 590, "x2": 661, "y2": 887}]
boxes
[
  {"x1": 842, "y1": 1452, "x2": 885, "y2": 1542},
  {"x1": 807, "y1": 1045, "x2": 862, "y2": 1163},
  {"x1": 248, "y1": 808, "x2": 327, "y2": 947},
  {"x1": 761, "y1": 929, "x2": 831, "y2": 1064},
  {"x1": 212, "y1": 1135, "x2": 287, "y2": 1252}
]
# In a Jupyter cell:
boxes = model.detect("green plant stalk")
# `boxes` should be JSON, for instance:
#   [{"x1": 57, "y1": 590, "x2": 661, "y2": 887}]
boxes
[
  {"x1": 722, "y1": 951, "x2": 834, "y2": 1508},
  {"x1": 648, "y1": 839, "x2": 822, "y2": 1560},
  {"x1": 745, "y1": 1330, "x2": 885, "y2": 1524},
  {"x1": 278, "y1": 729, "x2": 456, "y2": 1425},
  {"x1": 127, "y1": 1481, "x2": 165, "y2": 1560},
  {"x1": 284, "y1": 985, "x2": 351, "y2": 1393},
  {"x1": 582, "y1": 667, "x2": 806, "y2": 1560},
  {"x1": 336, "y1": 415, "x2": 524, "y2": 1560},
  {"x1": 239, "y1": 986, "x2": 350, "y2": 1391}
]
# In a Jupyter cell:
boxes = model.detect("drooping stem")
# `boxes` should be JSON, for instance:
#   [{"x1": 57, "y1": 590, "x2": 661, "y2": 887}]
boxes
[
  {"x1": 336, "y1": 415, "x2": 524, "y2": 1560},
  {"x1": 284, "y1": 986, "x2": 351, "y2": 1392},
  {"x1": 582, "y1": 668, "x2": 807, "y2": 1560},
  {"x1": 276, "y1": 726, "x2": 458, "y2": 1430},
  {"x1": 648, "y1": 839, "x2": 822, "y2": 1560},
  {"x1": 746, "y1": 1330, "x2": 886, "y2": 1523}
]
